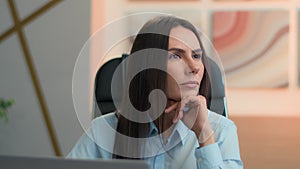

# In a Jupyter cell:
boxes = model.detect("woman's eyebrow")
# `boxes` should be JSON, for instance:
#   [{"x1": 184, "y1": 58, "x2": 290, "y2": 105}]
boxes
[
  {"x1": 193, "y1": 48, "x2": 202, "y2": 53},
  {"x1": 168, "y1": 48, "x2": 202, "y2": 53},
  {"x1": 168, "y1": 48, "x2": 185, "y2": 53}
]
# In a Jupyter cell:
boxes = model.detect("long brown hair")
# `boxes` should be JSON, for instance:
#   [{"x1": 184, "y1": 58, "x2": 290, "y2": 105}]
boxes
[{"x1": 113, "y1": 15, "x2": 212, "y2": 159}]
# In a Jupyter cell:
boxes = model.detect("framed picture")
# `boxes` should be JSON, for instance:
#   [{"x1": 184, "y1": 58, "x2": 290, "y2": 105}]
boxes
[{"x1": 213, "y1": 10, "x2": 289, "y2": 88}]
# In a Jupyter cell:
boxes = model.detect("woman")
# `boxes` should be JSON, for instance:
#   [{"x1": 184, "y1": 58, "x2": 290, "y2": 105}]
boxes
[{"x1": 68, "y1": 15, "x2": 243, "y2": 169}]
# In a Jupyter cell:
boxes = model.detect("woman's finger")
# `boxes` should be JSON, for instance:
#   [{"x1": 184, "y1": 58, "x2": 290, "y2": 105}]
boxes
[
  {"x1": 165, "y1": 102, "x2": 179, "y2": 113},
  {"x1": 173, "y1": 109, "x2": 183, "y2": 123},
  {"x1": 178, "y1": 96, "x2": 194, "y2": 113},
  {"x1": 171, "y1": 97, "x2": 191, "y2": 123}
]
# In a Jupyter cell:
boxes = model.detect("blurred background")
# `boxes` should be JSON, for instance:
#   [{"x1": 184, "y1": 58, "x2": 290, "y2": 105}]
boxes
[{"x1": 0, "y1": 0, "x2": 300, "y2": 168}]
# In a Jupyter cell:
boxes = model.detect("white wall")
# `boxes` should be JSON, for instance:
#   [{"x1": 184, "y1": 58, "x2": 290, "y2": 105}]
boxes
[{"x1": 0, "y1": 0, "x2": 91, "y2": 156}]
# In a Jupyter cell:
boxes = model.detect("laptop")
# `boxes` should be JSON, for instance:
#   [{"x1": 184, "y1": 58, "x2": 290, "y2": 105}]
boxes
[{"x1": 0, "y1": 155, "x2": 150, "y2": 169}]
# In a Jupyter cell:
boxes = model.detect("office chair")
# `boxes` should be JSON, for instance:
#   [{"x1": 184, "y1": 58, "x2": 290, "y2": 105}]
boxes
[{"x1": 94, "y1": 54, "x2": 228, "y2": 118}]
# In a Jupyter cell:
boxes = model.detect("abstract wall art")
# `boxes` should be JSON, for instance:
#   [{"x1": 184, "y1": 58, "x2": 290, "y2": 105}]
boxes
[{"x1": 213, "y1": 10, "x2": 289, "y2": 88}]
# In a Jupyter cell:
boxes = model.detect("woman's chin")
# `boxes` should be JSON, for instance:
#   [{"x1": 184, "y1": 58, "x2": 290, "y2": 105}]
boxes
[
  {"x1": 181, "y1": 91, "x2": 199, "y2": 98},
  {"x1": 167, "y1": 91, "x2": 199, "y2": 101}
]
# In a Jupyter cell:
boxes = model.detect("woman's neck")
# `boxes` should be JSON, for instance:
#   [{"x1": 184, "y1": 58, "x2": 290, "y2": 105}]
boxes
[{"x1": 153, "y1": 100, "x2": 178, "y2": 144}]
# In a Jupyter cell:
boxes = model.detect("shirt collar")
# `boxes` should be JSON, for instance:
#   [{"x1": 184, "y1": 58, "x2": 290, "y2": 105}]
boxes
[
  {"x1": 148, "y1": 120, "x2": 191, "y2": 146},
  {"x1": 148, "y1": 121, "x2": 159, "y2": 137},
  {"x1": 173, "y1": 120, "x2": 191, "y2": 145}
]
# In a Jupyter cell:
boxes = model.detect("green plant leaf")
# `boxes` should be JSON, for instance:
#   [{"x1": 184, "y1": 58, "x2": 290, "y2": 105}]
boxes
[
  {"x1": 7, "y1": 99, "x2": 14, "y2": 107},
  {"x1": 0, "y1": 98, "x2": 14, "y2": 123}
]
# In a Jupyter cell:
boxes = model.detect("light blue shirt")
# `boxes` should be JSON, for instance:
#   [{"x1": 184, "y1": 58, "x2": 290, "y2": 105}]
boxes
[{"x1": 67, "y1": 110, "x2": 243, "y2": 169}]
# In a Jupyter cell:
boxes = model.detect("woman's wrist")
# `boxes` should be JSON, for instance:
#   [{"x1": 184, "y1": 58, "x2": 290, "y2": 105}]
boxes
[
  {"x1": 199, "y1": 132, "x2": 215, "y2": 147},
  {"x1": 193, "y1": 119, "x2": 215, "y2": 146}
]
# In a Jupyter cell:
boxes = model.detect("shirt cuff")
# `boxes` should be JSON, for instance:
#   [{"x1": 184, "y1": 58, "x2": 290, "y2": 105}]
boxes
[{"x1": 195, "y1": 143, "x2": 223, "y2": 168}]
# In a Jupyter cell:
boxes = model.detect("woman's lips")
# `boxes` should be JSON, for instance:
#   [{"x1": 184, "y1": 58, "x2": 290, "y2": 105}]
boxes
[{"x1": 180, "y1": 81, "x2": 199, "y2": 88}]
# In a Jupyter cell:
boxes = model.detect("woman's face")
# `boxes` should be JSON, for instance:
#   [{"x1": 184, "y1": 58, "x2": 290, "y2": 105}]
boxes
[{"x1": 166, "y1": 26, "x2": 204, "y2": 101}]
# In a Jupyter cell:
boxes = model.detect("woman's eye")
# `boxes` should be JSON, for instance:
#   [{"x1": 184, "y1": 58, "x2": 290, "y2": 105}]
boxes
[
  {"x1": 192, "y1": 53, "x2": 202, "y2": 59},
  {"x1": 169, "y1": 53, "x2": 181, "y2": 59}
]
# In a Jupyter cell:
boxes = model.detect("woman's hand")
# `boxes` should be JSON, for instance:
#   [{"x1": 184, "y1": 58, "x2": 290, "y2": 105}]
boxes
[{"x1": 165, "y1": 95, "x2": 215, "y2": 146}]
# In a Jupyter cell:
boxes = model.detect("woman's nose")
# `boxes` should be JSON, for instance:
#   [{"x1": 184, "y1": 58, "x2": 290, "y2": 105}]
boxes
[
  {"x1": 185, "y1": 59, "x2": 200, "y2": 75},
  {"x1": 191, "y1": 66, "x2": 200, "y2": 74}
]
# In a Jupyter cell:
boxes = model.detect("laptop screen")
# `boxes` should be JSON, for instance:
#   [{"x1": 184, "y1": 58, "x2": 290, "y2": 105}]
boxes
[{"x1": 0, "y1": 155, "x2": 150, "y2": 169}]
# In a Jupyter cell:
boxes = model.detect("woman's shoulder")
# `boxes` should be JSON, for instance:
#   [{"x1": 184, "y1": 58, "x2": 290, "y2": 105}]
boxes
[
  {"x1": 87, "y1": 112, "x2": 118, "y2": 154},
  {"x1": 91, "y1": 112, "x2": 118, "y2": 129},
  {"x1": 208, "y1": 110, "x2": 236, "y2": 130}
]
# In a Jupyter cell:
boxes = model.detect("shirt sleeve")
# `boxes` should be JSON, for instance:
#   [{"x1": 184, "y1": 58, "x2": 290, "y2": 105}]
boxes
[
  {"x1": 66, "y1": 113, "x2": 117, "y2": 159},
  {"x1": 194, "y1": 122, "x2": 243, "y2": 169}
]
